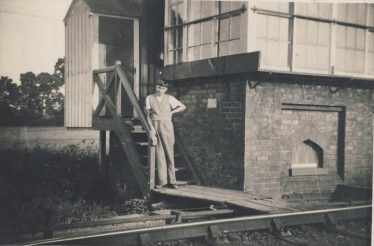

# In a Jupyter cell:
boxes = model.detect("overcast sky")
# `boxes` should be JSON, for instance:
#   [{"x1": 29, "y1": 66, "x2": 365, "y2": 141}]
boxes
[{"x1": 0, "y1": 0, "x2": 72, "y2": 84}]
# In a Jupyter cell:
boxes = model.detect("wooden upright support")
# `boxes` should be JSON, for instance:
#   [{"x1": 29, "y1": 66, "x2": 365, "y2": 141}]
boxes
[{"x1": 99, "y1": 130, "x2": 107, "y2": 175}]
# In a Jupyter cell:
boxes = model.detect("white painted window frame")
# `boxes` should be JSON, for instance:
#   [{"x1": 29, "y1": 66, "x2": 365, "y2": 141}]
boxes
[
  {"x1": 164, "y1": 0, "x2": 248, "y2": 65},
  {"x1": 248, "y1": 1, "x2": 374, "y2": 79}
]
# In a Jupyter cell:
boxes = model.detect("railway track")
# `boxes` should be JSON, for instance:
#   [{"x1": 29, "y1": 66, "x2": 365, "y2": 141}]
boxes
[{"x1": 20, "y1": 205, "x2": 371, "y2": 246}]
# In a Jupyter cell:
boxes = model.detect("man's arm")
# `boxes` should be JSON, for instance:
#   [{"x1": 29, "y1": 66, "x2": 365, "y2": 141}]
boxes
[
  {"x1": 145, "y1": 96, "x2": 157, "y2": 144},
  {"x1": 170, "y1": 96, "x2": 186, "y2": 115}
]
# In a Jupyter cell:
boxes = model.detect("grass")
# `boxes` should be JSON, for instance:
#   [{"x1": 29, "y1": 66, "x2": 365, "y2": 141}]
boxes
[{"x1": 0, "y1": 144, "x2": 148, "y2": 239}]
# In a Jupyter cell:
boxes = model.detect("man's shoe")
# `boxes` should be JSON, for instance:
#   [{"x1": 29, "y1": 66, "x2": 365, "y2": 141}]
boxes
[
  {"x1": 169, "y1": 184, "x2": 178, "y2": 189},
  {"x1": 155, "y1": 184, "x2": 166, "y2": 189}
]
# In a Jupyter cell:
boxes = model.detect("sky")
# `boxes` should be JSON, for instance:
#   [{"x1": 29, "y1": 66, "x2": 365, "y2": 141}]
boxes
[{"x1": 0, "y1": 0, "x2": 72, "y2": 84}]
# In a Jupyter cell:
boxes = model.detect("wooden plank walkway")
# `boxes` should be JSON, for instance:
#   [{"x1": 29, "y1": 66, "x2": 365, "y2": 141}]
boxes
[{"x1": 153, "y1": 185, "x2": 297, "y2": 214}]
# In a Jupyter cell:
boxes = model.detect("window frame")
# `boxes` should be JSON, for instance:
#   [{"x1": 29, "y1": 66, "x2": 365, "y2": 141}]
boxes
[
  {"x1": 250, "y1": 2, "x2": 374, "y2": 78},
  {"x1": 164, "y1": 0, "x2": 247, "y2": 65}
]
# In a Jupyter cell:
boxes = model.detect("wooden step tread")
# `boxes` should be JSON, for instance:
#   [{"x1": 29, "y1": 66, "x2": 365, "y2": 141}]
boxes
[
  {"x1": 135, "y1": 142, "x2": 148, "y2": 146},
  {"x1": 175, "y1": 167, "x2": 188, "y2": 172},
  {"x1": 131, "y1": 129, "x2": 146, "y2": 134},
  {"x1": 176, "y1": 180, "x2": 195, "y2": 186}
]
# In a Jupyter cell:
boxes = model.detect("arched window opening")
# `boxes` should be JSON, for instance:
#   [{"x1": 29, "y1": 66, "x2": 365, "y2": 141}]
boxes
[{"x1": 290, "y1": 139, "x2": 326, "y2": 176}]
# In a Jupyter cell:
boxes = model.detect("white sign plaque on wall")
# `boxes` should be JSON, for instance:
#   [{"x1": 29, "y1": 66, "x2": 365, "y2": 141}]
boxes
[{"x1": 207, "y1": 98, "x2": 217, "y2": 109}]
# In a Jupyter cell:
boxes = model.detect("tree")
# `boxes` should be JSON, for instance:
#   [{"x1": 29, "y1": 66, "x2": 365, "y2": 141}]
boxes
[
  {"x1": 18, "y1": 58, "x2": 65, "y2": 125},
  {"x1": 0, "y1": 76, "x2": 21, "y2": 125}
]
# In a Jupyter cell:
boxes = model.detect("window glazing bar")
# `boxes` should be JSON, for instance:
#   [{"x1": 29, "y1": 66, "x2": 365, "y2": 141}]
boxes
[
  {"x1": 252, "y1": 7, "x2": 374, "y2": 30},
  {"x1": 164, "y1": 5, "x2": 246, "y2": 31}
]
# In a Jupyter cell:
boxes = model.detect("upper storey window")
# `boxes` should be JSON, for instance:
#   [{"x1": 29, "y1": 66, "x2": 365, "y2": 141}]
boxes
[
  {"x1": 165, "y1": 0, "x2": 245, "y2": 65},
  {"x1": 254, "y1": 2, "x2": 374, "y2": 77}
]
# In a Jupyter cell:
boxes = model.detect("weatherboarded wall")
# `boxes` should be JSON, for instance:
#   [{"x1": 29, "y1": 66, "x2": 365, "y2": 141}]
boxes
[
  {"x1": 0, "y1": 127, "x2": 99, "y2": 150},
  {"x1": 65, "y1": 0, "x2": 93, "y2": 127}
]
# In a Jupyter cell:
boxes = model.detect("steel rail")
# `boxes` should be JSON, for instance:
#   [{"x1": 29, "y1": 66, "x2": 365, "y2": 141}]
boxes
[{"x1": 23, "y1": 205, "x2": 371, "y2": 246}]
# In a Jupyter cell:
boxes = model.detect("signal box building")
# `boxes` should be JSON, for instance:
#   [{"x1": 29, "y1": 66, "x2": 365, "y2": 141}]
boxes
[{"x1": 64, "y1": 0, "x2": 374, "y2": 200}]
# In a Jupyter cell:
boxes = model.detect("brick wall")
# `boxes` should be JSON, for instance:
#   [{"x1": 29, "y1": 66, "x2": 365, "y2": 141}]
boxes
[
  {"x1": 169, "y1": 77, "x2": 246, "y2": 189},
  {"x1": 245, "y1": 81, "x2": 373, "y2": 198}
]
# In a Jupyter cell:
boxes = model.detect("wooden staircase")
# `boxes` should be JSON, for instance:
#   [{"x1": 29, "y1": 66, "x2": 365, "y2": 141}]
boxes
[
  {"x1": 127, "y1": 119, "x2": 201, "y2": 187},
  {"x1": 92, "y1": 62, "x2": 200, "y2": 198}
]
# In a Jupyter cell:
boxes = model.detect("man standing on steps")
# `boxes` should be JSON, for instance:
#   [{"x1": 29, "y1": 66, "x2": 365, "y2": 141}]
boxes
[{"x1": 145, "y1": 80, "x2": 186, "y2": 189}]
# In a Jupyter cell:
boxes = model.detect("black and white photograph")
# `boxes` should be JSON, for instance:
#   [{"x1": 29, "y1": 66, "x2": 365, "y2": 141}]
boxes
[{"x1": 0, "y1": 0, "x2": 373, "y2": 245}]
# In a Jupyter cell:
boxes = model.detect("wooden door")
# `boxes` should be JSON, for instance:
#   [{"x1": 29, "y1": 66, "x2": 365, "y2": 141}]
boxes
[{"x1": 99, "y1": 16, "x2": 139, "y2": 118}]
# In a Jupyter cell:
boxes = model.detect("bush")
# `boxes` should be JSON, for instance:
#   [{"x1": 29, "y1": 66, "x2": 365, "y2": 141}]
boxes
[{"x1": 0, "y1": 145, "x2": 118, "y2": 237}]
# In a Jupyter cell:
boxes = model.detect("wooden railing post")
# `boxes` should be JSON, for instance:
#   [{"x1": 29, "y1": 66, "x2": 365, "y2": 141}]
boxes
[
  {"x1": 115, "y1": 61, "x2": 122, "y2": 116},
  {"x1": 148, "y1": 142, "x2": 156, "y2": 190}
]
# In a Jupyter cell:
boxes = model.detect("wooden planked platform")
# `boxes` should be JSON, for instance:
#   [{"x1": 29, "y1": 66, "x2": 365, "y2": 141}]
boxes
[{"x1": 153, "y1": 185, "x2": 297, "y2": 214}]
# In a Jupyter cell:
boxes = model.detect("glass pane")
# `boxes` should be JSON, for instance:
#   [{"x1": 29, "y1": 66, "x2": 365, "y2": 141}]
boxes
[
  {"x1": 267, "y1": 16, "x2": 279, "y2": 41},
  {"x1": 315, "y1": 46, "x2": 330, "y2": 71},
  {"x1": 256, "y1": 15, "x2": 267, "y2": 39},
  {"x1": 280, "y1": 3, "x2": 290, "y2": 13},
  {"x1": 337, "y1": 4, "x2": 347, "y2": 22},
  {"x1": 294, "y1": 43, "x2": 307, "y2": 68},
  {"x1": 335, "y1": 25, "x2": 366, "y2": 74},
  {"x1": 307, "y1": 3, "x2": 318, "y2": 17},
  {"x1": 356, "y1": 29, "x2": 365, "y2": 50},
  {"x1": 219, "y1": 17, "x2": 230, "y2": 41},
  {"x1": 266, "y1": 40, "x2": 278, "y2": 62},
  {"x1": 369, "y1": 5, "x2": 374, "y2": 26},
  {"x1": 369, "y1": 32, "x2": 374, "y2": 53},
  {"x1": 219, "y1": 41, "x2": 229, "y2": 56},
  {"x1": 346, "y1": 4, "x2": 358, "y2": 23},
  {"x1": 177, "y1": 48, "x2": 183, "y2": 63},
  {"x1": 368, "y1": 53, "x2": 374, "y2": 75},
  {"x1": 230, "y1": 15, "x2": 241, "y2": 39},
  {"x1": 336, "y1": 25, "x2": 345, "y2": 48},
  {"x1": 231, "y1": 2, "x2": 243, "y2": 10},
  {"x1": 202, "y1": 1, "x2": 214, "y2": 18},
  {"x1": 170, "y1": 5, "x2": 178, "y2": 26},
  {"x1": 168, "y1": 28, "x2": 176, "y2": 49},
  {"x1": 296, "y1": 3, "x2": 308, "y2": 16},
  {"x1": 306, "y1": 21, "x2": 318, "y2": 44},
  {"x1": 355, "y1": 51, "x2": 365, "y2": 72},
  {"x1": 221, "y1": 2, "x2": 231, "y2": 13},
  {"x1": 257, "y1": 2, "x2": 281, "y2": 12},
  {"x1": 279, "y1": 18, "x2": 289, "y2": 41},
  {"x1": 177, "y1": 2, "x2": 186, "y2": 24},
  {"x1": 201, "y1": 44, "x2": 213, "y2": 59},
  {"x1": 337, "y1": 4, "x2": 367, "y2": 25},
  {"x1": 357, "y1": 4, "x2": 367, "y2": 25},
  {"x1": 177, "y1": 27, "x2": 183, "y2": 49},
  {"x1": 278, "y1": 41, "x2": 289, "y2": 67},
  {"x1": 317, "y1": 22, "x2": 330, "y2": 46},
  {"x1": 189, "y1": 1, "x2": 201, "y2": 21},
  {"x1": 201, "y1": 21, "x2": 212, "y2": 44},
  {"x1": 168, "y1": 51, "x2": 175, "y2": 64},
  {"x1": 188, "y1": 46, "x2": 200, "y2": 60},
  {"x1": 189, "y1": 23, "x2": 201, "y2": 47},
  {"x1": 346, "y1": 27, "x2": 355, "y2": 49},
  {"x1": 319, "y1": 3, "x2": 332, "y2": 19},
  {"x1": 229, "y1": 39, "x2": 241, "y2": 55}
]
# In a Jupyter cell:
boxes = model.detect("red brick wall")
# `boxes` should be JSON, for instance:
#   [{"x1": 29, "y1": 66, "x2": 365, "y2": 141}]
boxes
[
  {"x1": 244, "y1": 82, "x2": 373, "y2": 198},
  {"x1": 169, "y1": 78, "x2": 246, "y2": 189}
]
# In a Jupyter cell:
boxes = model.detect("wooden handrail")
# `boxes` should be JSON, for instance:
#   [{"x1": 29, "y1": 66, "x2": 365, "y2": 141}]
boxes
[
  {"x1": 115, "y1": 64, "x2": 152, "y2": 135},
  {"x1": 93, "y1": 66, "x2": 116, "y2": 74},
  {"x1": 114, "y1": 63, "x2": 156, "y2": 189}
]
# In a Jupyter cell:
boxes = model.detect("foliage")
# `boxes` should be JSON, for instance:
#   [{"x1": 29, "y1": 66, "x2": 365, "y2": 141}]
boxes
[
  {"x1": 0, "y1": 58, "x2": 65, "y2": 126},
  {"x1": 0, "y1": 145, "x2": 117, "y2": 237},
  {"x1": 0, "y1": 77, "x2": 20, "y2": 125}
]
